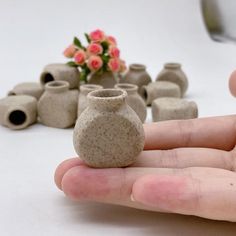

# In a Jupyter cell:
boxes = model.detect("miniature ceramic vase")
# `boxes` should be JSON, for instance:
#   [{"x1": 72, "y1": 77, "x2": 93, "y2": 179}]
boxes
[
  {"x1": 78, "y1": 84, "x2": 103, "y2": 117},
  {"x1": 141, "y1": 81, "x2": 181, "y2": 106},
  {"x1": 122, "y1": 64, "x2": 152, "y2": 95},
  {"x1": 38, "y1": 81, "x2": 78, "y2": 128},
  {"x1": 0, "y1": 95, "x2": 37, "y2": 130},
  {"x1": 152, "y1": 97, "x2": 198, "y2": 122},
  {"x1": 156, "y1": 63, "x2": 188, "y2": 97},
  {"x1": 8, "y1": 82, "x2": 44, "y2": 100},
  {"x1": 40, "y1": 63, "x2": 80, "y2": 89},
  {"x1": 114, "y1": 83, "x2": 147, "y2": 123},
  {"x1": 73, "y1": 89, "x2": 145, "y2": 168},
  {"x1": 88, "y1": 71, "x2": 118, "y2": 88}
]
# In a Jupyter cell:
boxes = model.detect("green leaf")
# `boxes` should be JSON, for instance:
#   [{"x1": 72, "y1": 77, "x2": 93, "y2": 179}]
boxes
[
  {"x1": 84, "y1": 33, "x2": 91, "y2": 43},
  {"x1": 73, "y1": 37, "x2": 83, "y2": 49},
  {"x1": 101, "y1": 41, "x2": 109, "y2": 51},
  {"x1": 66, "y1": 61, "x2": 78, "y2": 67}
]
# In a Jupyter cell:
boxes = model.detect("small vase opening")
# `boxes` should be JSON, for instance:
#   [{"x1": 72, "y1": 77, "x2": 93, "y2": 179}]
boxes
[
  {"x1": 7, "y1": 91, "x2": 16, "y2": 96},
  {"x1": 8, "y1": 110, "x2": 27, "y2": 126},
  {"x1": 40, "y1": 72, "x2": 54, "y2": 85},
  {"x1": 45, "y1": 81, "x2": 69, "y2": 93},
  {"x1": 115, "y1": 83, "x2": 138, "y2": 95},
  {"x1": 140, "y1": 86, "x2": 148, "y2": 103},
  {"x1": 164, "y1": 63, "x2": 181, "y2": 69},
  {"x1": 130, "y1": 63, "x2": 146, "y2": 71}
]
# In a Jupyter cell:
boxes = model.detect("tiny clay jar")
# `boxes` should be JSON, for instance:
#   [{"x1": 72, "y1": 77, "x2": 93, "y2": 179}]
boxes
[
  {"x1": 8, "y1": 82, "x2": 44, "y2": 100},
  {"x1": 73, "y1": 89, "x2": 145, "y2": 168},
  {"x1": 88, "y1": 71, "x2": 118, "y2": 88},
  {"x1": 38, "y1": 81, "x2": 78, "y2": 128},
  {"x1": 0, "y1": 95, "x2": 37, "y2": 130},
  {"x1": 78, "y1": 84, "x2": 103, "y2": 117},
  {"x1": 114, "y1": 83, "x2": 147, "y2": 123},
  {"x1": 141, "y1": 81, "x2": 181, "y2": 106},
  {"x1": 123, "y1": 64, "x2": 152, "y2": 95},
  {"x1": 156, "y1": 63, "x2": 188, "y2": 97},
  {"x1": 40, "y1": 63, "x2": 80, "y2": 89}
]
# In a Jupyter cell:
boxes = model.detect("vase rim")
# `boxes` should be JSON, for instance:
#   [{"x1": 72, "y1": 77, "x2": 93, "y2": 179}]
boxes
[
  {"x1": 164, "y1": 62, "x2": 181, "y2": 69},
  {"x1": 129, "y1": 63, "x2": 146, "y2": 71},
  {"x1": 80, "y1": 84, "x2": 103, "y2": 93},
  {"x1": 114, "y1": 83, "x2": 138, "y2": 92},
  {"x1": 45, "y1": 80, "x2": 69, "y2": 92}
]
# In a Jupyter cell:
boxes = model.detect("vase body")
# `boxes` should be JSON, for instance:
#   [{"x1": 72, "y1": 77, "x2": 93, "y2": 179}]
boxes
[
  {"x1": 0, "y1": 95, "x2": 37, "y2": 130},
  {"x1": 78, "y1": 84, "x2": 103, "y2": 117},
  {"x1": 40, "y1": 63, "x2": 80, "y2": 89},
  {"x1": 88, "y1": 71, "x2": 118, "y2": 88},
  {"x1": 115, "y1": 83, "x2": 147, "y2": 123},
  {"x1": 156, "y1": 63, "x2": 188, "y2": 97},
  {"x1": 141, "y1": 81, "x2": 181, "y2": 106},
  {"x1": 123, "y1": 64, "x2": 152, "y2": 95},
  {"x1": 8, "y1": 82, "x2": 44, "y2": 100},
  {"x1": 38, "y1": 81, "x2": 78, "y2": 128},
  {"x1": 73, "y1": 89, "x2": 145, "y2": 168}
]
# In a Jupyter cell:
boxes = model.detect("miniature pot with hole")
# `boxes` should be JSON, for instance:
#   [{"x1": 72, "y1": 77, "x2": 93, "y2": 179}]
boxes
[
  {"x1": 114, "y1": 83, "x2": 147, "y2": 123},
  {"x1": 38, "y1": 81, "x2": 78, "y2": 128},
  {"x1": 0, "y1": 95, "x2": 37, "y2": 130},
  {"x1": 40, "y1": 63, "x2": 80, "y2": 89},
  {"x1": 78, "y1": 84, "x2": 103, "y2": 117},
  {"x1": 73, "y1": 89, "x2": 145, "y2": 168}
]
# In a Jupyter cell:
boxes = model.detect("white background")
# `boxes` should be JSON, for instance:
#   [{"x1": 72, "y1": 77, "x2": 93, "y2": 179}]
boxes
[{"x1": 1, "y1": 0, "x2": 236, "y2": 235}]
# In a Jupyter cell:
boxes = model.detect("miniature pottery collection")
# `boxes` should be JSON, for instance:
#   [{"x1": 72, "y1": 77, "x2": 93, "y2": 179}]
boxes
[
  {"x1": 38, "y1": 81, "x2": 78, "y2": 128},
  {"x1": 152, "y1": 97, "x2": 198, "y2": 122},
  {"x1": 8, "y1": 82, "x2": 44, "y2": 100},
  {"x1": 40, "y1": 63, "x2": 80, "y2": 89},
  {"x1": 73, "y1": 89, "x2": 145, "y2": 168},
  {"x1": 141, "y1": 81, "x2": 181, "y2": 106},
  {"x1": 0, "y1": 95, "x2": 37, "y2": 130},
  {"x1": 88, "y1": 71, "x2": 118, "y2": 88},
  {"x1": 123, "y1": 64, "x2": 152, "y2": 95},
  {"x1": 78, "y1": 84, "x2": 103, "y2": 117},
  {"x1": 115, "y1": 83, "x2": 147, "y2": 123},
  {"x1": 156, "y1": 63, "x2": 188, "y2": 97}
]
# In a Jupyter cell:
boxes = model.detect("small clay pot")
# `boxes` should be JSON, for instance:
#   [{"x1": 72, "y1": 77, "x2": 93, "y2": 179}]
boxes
[
  {"x1": 38, "y1": 81, "x2": 78, "y2": 128},
  {"x1": 88, "y1": 71, "x2": 118, "y2": 88},
  {"x1": 8, "y1": 82, "x2": 44, "y2": 100},
  {"x1": 0, "y1": 95, "x2": 37, "y2": 130},
  {"x1": 156, "y1": 63, "x2": 188, "y2": 97},
  {"x1": 152, "y1": 97, "x2": 198, "y2": 122},
  {"x1": 123, "y1": 64, "x2": 152, "y2": 95},
  {"x1": 40, "y1": 63, "x2": 80, "y2": 89},
  {"x1": 141, "y1": 81, "x2": 181, "y2": 106},
  {"x1": 73, "y1": 89, "x2": 145, "y2": 168},
  {"x1": 78, "y1": 84, "x2": 103, "y2": 117},
  {"x1": 114, "y1": 83, "x2": 147, "y2": 123}
]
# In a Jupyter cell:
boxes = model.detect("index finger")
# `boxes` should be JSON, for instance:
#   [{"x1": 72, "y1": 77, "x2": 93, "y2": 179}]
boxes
[{"x1": 144, "y1": 115, "x2": 236, "y2": 151}]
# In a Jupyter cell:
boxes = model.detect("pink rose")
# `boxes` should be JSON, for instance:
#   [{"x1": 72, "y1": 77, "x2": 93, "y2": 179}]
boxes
[
  {"x1": 74, "y1": 50, "x2": 86, "y2": 65},
  {"x1": 63, "y1": 44, "x2": 77, "y2": 58},
  {"x1": 108, "y1": 46, "x2": 120, "y2": 58},
  {"x1": 89, "y1": 29, "x2": 105, "y2": 42},
  {"x1": 119, "y1": 59, "x2": 127, "y2": 72},
  {"x1": 106, "y1": 36, "x2": 117, "y2": 45},
  {"x1": 108, "y1": 58, "x2": 120, "y2": 72},
  {"x1": 87, "y1": 55, "x2": 103, "y2": 71},
  {"x1": 87, "y1": 43, "x2": 103, "y2": 55}
]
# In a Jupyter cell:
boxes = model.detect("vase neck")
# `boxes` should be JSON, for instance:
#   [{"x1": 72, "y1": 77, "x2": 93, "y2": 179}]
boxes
[
  {"x1": 88, "y1": 89, "x2": 127, "y2": 111},
  {"x1": 45, "y1": 81, "x2": 69, "y2": 93}
]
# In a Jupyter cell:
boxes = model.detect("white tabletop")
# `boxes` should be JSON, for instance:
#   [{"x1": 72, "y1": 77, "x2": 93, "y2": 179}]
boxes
[{"x1": 1, "y1": 0, "x2": 236, "y2": 235}]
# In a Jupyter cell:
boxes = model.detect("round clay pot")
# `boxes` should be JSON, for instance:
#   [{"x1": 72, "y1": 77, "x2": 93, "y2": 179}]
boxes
[
  {"x1": 40, "y1": 63, "x2": 80, "y2": 89},
  {"x1": 0, "y1": 95, "x2": 37, "y2": 130},
  {"x1": 38, "y1": 81, "x2": 78, "y2": 128},
  {"x1": 73, "y1": 89, "x2": 145, "y2": 168},
  {"x1": 156, "y1": 63, "x2": 188, "y2": 97},
  {"x1": 88, "y1": 71, "x2": 118, "y2": 88},
  {"x1": 122, "y1": 64, "x2": 152, "y2": 95},
  {"x1": 114, "y1": 83, "x2": 147, "y2": 123},
  {"x1": 141, "y1": 81, "x2": 181, "y2": 106},
  {"x1": 78, "y1": 84, "x2": 103, "y2": 117},
  {"x1": 8, "y1": 82, "x2": 44, "y2": 100}
]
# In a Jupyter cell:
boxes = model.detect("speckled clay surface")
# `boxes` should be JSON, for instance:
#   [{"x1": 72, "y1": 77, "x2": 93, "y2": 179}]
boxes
[
  {"x1": 8, "y1": 82, "x2": 44, "y2": 100},
  {"x1": 115, "y1": 83, "x2": 147, "y2": 123},
  {"x1": 123, "y1": 64, "x2": 152, "y2": 95},
  {"x1": 152, "y1": 97, "x2": 198, "y2": 122},
  {"x1": 88, "y1": 71, "x2": 118, "y2": 88},
  {"x1": 38, "y1": 81, "x2": 78, "y2": 128},
  {"x1": 0, "y1": 95, "x2": 37, "y2": 130},
  {"x1": 73, "y1": 89, "x2": 145, "y2": 168},
  {"x1": 141, "y1": 81, "x2": 181, "y2": 105},
  {"x1": 78, "y1": 84, "x2": 103, "y2": 117},
  {"x1": 40, "y1": 63, "x2": 80, "y2": 89},
  {"x1": 156, "y1": 63, "x2": 188, "y2": 97}
]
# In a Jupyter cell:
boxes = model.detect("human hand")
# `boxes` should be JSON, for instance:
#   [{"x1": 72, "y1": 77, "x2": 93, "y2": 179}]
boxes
[{"x1": 55, "y1": 115, "x2": 236, "y2": 222}]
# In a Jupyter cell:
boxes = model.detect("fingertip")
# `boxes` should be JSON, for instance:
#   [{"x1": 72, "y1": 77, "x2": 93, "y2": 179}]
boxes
[{"x1": 229, "y1": 70, "x2": 236, "y2": 97}]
